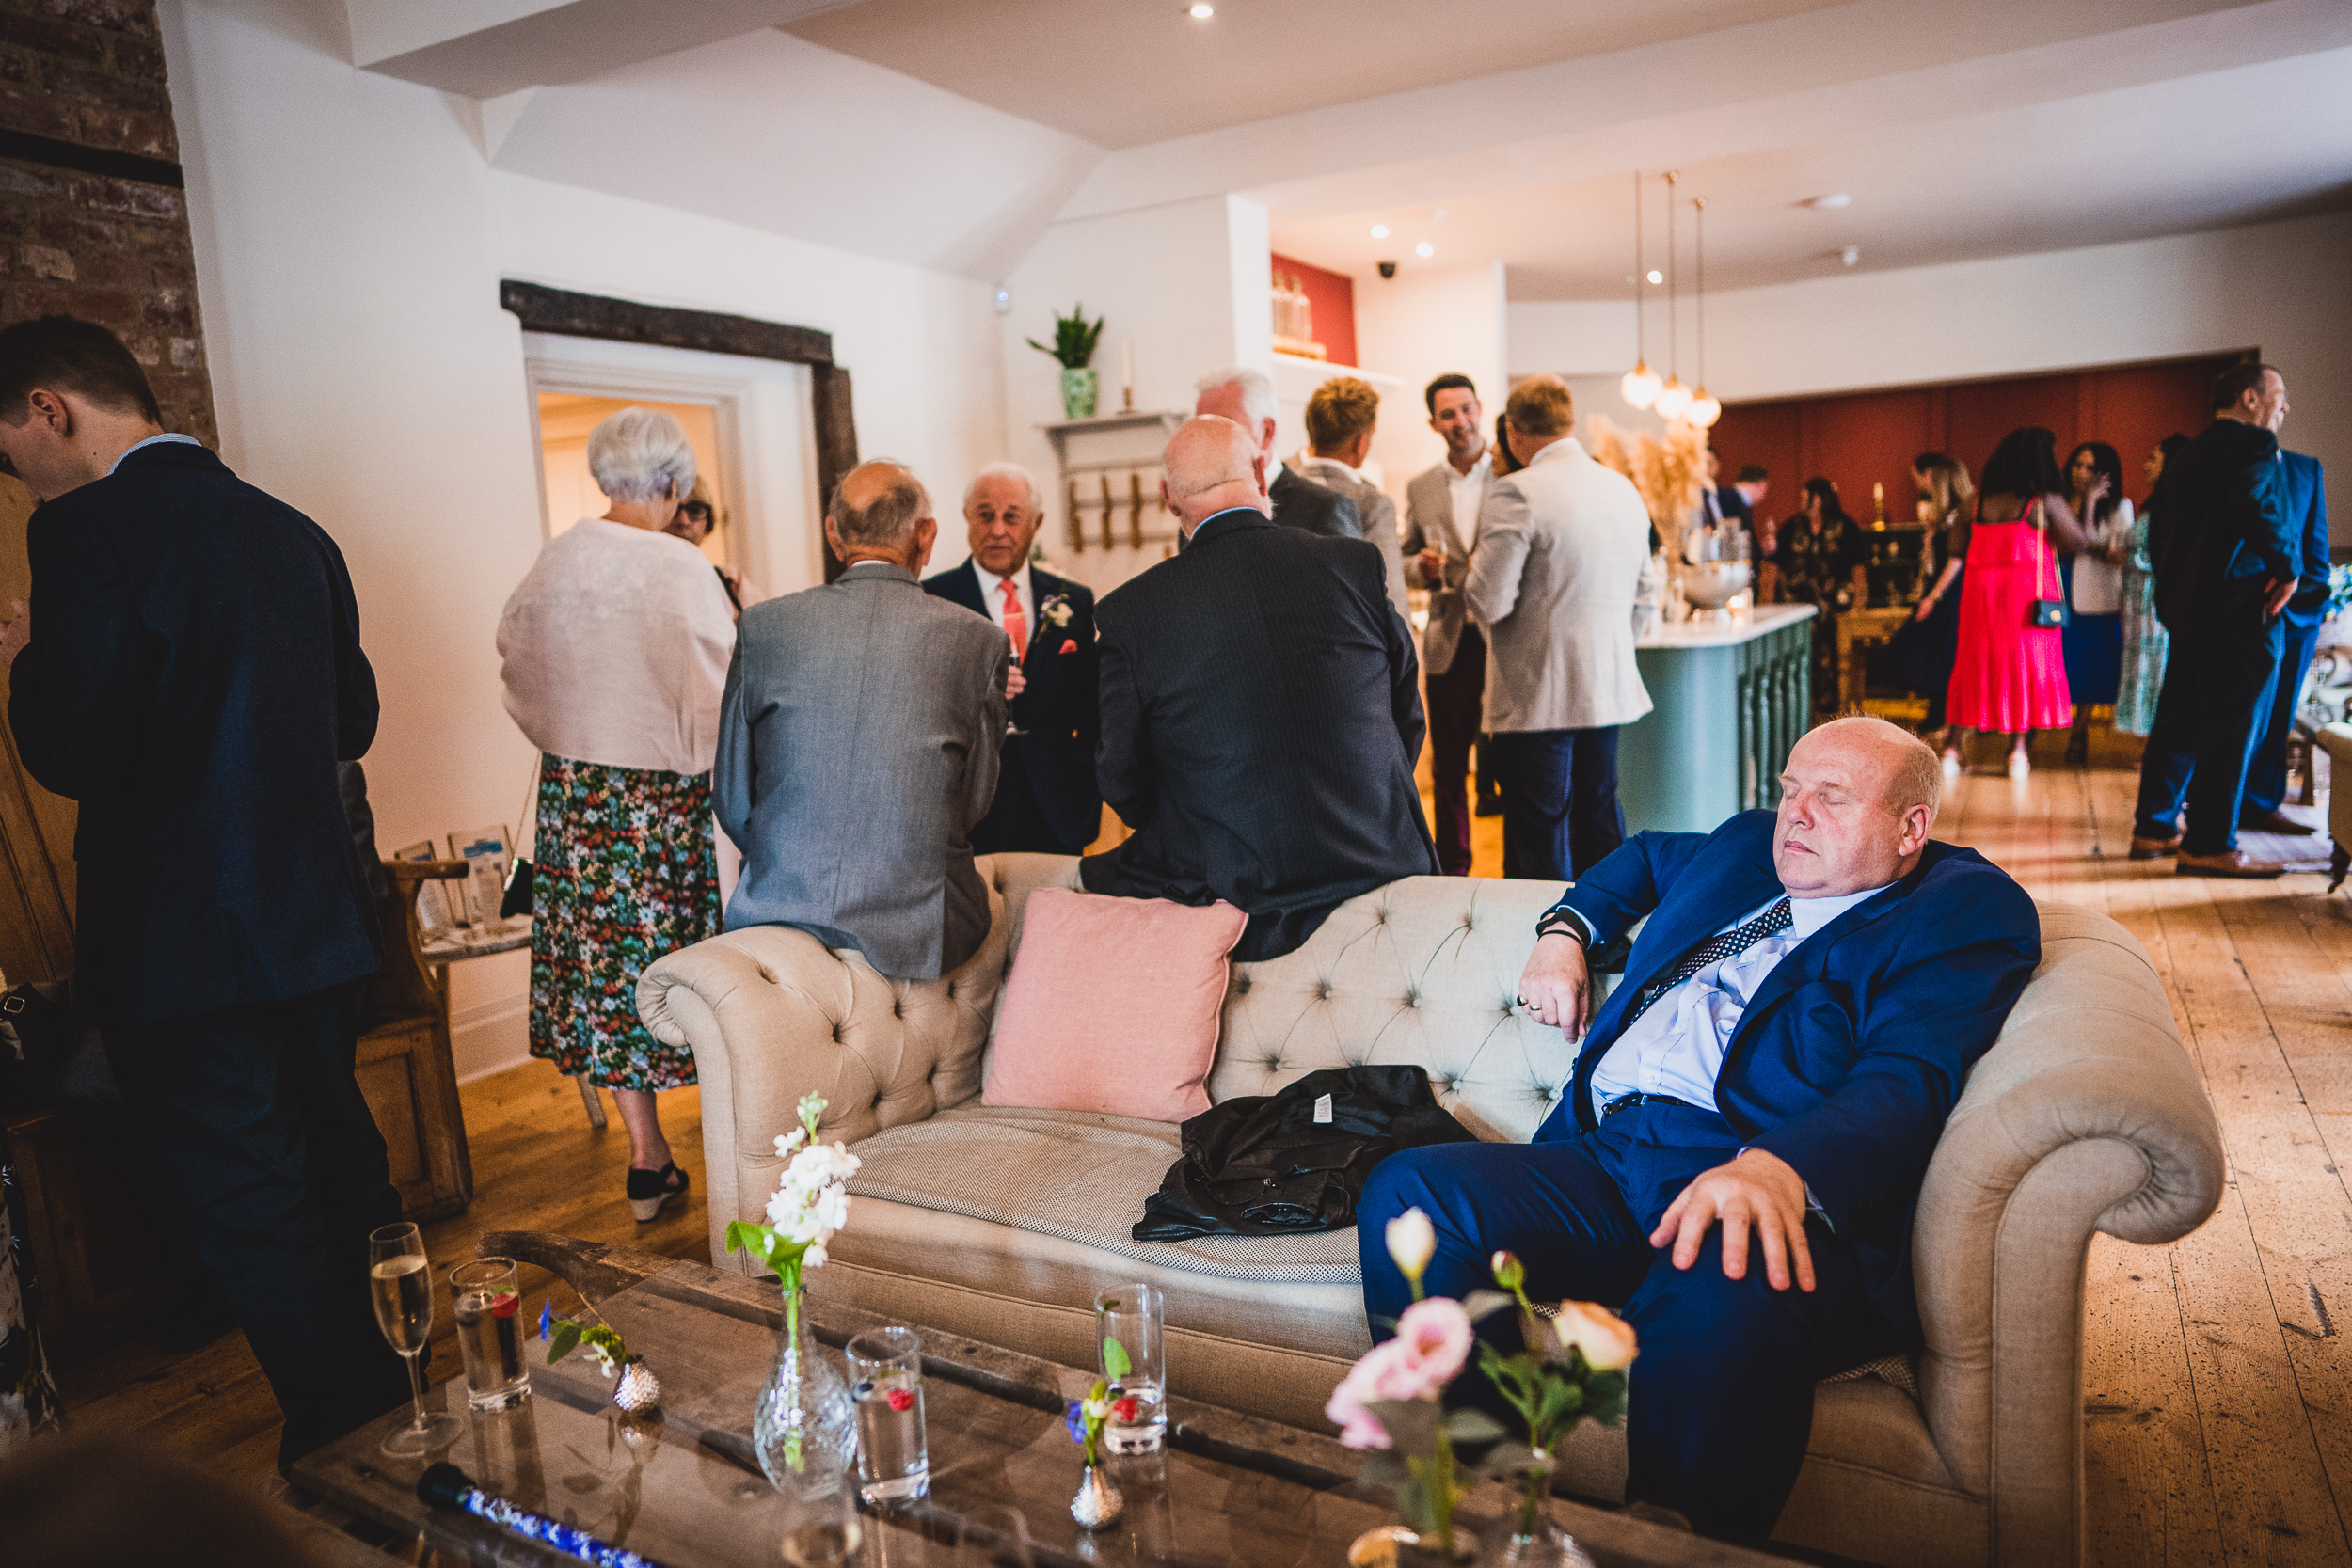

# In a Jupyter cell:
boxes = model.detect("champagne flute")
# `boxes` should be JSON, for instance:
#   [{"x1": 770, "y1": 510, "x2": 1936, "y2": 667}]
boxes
[{"x1": 370, "y1": 1221, "x2": 461, "y2": 1455}]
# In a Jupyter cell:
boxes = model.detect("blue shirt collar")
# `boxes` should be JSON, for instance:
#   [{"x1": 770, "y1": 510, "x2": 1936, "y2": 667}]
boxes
[{"x1": 109, "y1": 432, "x2": 202, "y2": 474}]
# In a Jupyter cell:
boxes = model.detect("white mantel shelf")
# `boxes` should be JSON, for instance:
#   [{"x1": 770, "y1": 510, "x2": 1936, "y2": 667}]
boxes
[{"x1": 1637, "y1": 602, "x2": 1818, "y2": 649}]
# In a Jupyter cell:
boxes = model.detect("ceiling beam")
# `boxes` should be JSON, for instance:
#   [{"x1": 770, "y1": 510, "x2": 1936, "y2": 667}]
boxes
[{"x1": 347, "y1": 0, "x2": 866, "y2": 98}]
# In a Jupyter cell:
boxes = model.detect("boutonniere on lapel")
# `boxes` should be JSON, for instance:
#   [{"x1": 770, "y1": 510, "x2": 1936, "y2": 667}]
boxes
[{"x1": 1041, "y1": 594, "x2": 1074, "y2": 628}]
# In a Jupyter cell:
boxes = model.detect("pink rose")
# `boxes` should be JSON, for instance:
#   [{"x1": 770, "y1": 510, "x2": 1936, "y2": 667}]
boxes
[
  {"x1": 1325, "y1": 1340, "x2": 1406, "y2": 1449},
  {"x1": 1391, "y1": 1297, "x2": 1474, "y2": 1395}
]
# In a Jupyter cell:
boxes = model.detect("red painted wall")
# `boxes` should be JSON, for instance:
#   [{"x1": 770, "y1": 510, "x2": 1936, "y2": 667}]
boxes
[
  {"x1": 1271, "y1": 252, "x2": 1359, "y2": 369},
  {"x1": 1709, "y1": 353, "x2": 2247, "y2": 527}
]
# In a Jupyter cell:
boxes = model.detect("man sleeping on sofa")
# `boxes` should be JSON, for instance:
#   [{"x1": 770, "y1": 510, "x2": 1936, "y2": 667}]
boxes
[{"x1": 1358, "y1": 716, "x2": 2040, "y2": 1545}]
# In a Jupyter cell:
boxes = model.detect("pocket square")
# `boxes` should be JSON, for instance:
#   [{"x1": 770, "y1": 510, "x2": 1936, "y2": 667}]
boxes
[{"x1": 1058, "y1": 639, "x2": 1077, "y2": 654}]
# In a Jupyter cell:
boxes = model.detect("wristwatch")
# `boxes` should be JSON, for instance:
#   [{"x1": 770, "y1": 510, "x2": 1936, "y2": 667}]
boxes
[{"x1": 1534, "y1": 909, "x2": 1585, "y2": 945}]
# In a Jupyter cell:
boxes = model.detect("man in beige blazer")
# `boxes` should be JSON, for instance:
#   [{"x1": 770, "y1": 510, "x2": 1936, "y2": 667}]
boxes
[
  {"x1": 1295, "y1": 376, "x2": 1407, "y2": 616},
  {"x1": 1402, "y1": 372, "x2": 1493, "y2": 875},
  {"x1": 1465, "y1": 375, "x2": 1654, "y2": 881}
]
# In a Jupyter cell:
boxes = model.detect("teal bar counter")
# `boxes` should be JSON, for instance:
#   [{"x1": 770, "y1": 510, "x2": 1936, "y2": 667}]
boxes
[{"x1": 1616, "y1": 604, "x2": 1816, "y2": 835}]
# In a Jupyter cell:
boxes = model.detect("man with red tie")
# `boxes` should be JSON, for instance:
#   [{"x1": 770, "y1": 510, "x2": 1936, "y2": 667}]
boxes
[{"x1": 924, "y1": 462, "x2": 1102, "y2": 855}]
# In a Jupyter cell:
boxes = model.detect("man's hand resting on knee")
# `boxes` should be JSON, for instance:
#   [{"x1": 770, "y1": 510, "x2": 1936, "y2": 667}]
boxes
[
  {"x1": 1651, "y1": 1147, "x2": 1817, "y2": 1292},
  {"x1": 1518, "y1": 931, "x2": 1592, "y2": 1042}
]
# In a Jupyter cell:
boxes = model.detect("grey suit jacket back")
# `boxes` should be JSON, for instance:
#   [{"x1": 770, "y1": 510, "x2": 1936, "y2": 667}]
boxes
[
  {"x1": 714, "y1": 562, "x2": 1009, "y2": 980},
  {"x1": 1296, "y1": 455, "x2": 1408, "y2": 616}
]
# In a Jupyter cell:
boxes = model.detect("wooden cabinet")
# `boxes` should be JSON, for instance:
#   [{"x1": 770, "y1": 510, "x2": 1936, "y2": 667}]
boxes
[{"x1": 358, "y1": 860, "x2": 476, "y2": 1222}]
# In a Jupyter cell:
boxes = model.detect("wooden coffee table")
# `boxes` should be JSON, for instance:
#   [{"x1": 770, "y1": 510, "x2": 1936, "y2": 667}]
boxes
[{"x1": 289, "y1": 1234, "x2": 1777, "y2": 1568}]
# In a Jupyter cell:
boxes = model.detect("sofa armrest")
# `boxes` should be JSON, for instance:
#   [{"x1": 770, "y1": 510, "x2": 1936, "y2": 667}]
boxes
[
  {"x1": 1909, "y1": 903, "x2": 2222, "y2": 1561},
  {"x1": 637, "y1": 892, "x2": 1009, "y2": 1274}
]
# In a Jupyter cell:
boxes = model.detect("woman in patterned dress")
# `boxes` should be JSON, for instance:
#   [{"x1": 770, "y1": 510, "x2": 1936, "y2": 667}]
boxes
[
  {"x1": 498, "y1": 408, "x2": 736, "y2": 1221},
  {"x1": 2115, "y1": 435, "x2": 2191, "y2": 737}
]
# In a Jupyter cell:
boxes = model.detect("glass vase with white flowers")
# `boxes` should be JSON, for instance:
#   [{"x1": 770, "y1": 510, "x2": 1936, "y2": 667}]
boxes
[
  {"x1": 1329, "y1": 1210, "x2": 1635, "y2": 1566},
  {"x1": 726, "y1": 1093, "x2": 864, "y2": 1495}
]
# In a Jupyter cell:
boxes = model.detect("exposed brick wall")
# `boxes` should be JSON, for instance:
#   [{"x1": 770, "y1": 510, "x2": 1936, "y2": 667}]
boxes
[{"x1": 0, "y1": 0, "x2": 215, "y2": 443}]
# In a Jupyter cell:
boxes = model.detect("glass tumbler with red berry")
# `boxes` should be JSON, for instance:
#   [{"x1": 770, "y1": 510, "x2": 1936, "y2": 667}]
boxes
[
  {"x1": 450, "y1": 1257, "x2": 530, "y2": 1412},
  {"x1": 848, "y1": 1326, "x2": 928, "y2": 1502}
]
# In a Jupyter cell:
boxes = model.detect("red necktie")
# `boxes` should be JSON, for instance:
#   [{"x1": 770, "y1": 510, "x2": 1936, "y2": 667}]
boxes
[{"x1": 999, "y1": 578, "x2": 1027, "y2": 663}]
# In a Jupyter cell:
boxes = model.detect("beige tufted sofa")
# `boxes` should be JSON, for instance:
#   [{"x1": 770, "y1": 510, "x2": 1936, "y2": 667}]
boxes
[{"x1": 639, "y1": 854, "x2": 2222, "y2": 1567}]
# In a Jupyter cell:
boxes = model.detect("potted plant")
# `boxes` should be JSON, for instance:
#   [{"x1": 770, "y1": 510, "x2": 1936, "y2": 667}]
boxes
[{"x1": 1028, "y1": 304, "x2": 1105, "y2": 420}]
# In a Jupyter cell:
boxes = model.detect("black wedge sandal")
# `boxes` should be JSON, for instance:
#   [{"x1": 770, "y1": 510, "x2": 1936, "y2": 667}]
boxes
[{"x1": 627, "y1": 1161, "x2": 689, "y2": 1223}]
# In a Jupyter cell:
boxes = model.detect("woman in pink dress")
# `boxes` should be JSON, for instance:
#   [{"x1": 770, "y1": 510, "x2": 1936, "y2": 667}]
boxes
[{"x1": 1943, "y1": 426, "x2": 2089, "y2": 777}]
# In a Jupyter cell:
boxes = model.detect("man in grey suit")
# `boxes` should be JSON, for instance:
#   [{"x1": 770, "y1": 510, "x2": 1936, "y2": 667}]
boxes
[
  {"x1": 1295, "y1": 374, "x2": 1407, "y2": 616},
  {"x1": 1195, "y1": 365, "x2": 1362, "y2": 540},
  {"x1": 1467, "y1": 375, "x2": 1655, "y2": 881},
  {"x1": 715, "y1": 460, "x2": 1009, "y2": 979},
  {"x1": 1403, "y1": 373, "x2": 1493, "y2": 875}
]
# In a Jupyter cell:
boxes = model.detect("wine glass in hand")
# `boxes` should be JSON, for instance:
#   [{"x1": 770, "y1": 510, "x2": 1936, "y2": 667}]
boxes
[{"x1": 371, "y1": 1221, "x2": 461, "y2": 1455}]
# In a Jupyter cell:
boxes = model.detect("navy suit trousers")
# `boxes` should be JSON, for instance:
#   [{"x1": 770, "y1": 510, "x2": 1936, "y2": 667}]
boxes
[
  {"x1": 2242, "y1": 616, "x2": 2323, "y2": 816},
  {"x1": 1489, "y1": 726, "x2": 1624, "y2": 880},
  {"x1": 2133, "y1": 608, "x2": 2284, "y2": 850},
  {"x1": 1359, "y1": 1103, "x2": 1897, "y2": 1545}
]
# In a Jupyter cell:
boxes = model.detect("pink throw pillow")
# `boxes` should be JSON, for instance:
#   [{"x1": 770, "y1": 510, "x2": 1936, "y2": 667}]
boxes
[{"x1": 982, "y1": 888, "x2": 1246, "y2": 1122}]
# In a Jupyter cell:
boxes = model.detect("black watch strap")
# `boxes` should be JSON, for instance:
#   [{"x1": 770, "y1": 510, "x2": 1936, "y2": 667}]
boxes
[{"x1": 1535, "y1": 910, "x2": 1585, "y2": 944}]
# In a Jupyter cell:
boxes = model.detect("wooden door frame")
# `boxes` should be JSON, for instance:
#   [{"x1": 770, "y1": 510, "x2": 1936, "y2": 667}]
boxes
[{"x1": 500, "y1": 282, "x2": 858, "y2": 579}]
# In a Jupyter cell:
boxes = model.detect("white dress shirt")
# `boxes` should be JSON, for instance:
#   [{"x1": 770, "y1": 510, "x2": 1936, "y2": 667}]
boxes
[
  {"x1": 971, "y1": 560, "x2": 1034, "y2": 653},
  {"x1": 110, "y1": 432, "x2": 201, "y2": 472},
  {"x1": 1447, "y1": 451, "x2": 1492, "y2": 545},
  {"x1": 1587, "y1": 881, "x2": 1894, "y2": 1118}
]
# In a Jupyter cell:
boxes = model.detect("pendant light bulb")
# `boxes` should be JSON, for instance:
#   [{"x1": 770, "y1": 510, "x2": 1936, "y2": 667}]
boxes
[
  {"x1": 1653, "y1": 375, "x2": 1692, "y2": 421},
  {"x1": 1621, "y1": 359, "x2": 1661, "y2": 410},
  {"x1": 1687, "y1": 388, "x2": 1722, "y2": 428}
]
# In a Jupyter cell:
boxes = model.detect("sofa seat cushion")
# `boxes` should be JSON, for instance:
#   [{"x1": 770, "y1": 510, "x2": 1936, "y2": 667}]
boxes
[{"x1": 844, "y1": 1105, "x2": 1359, "y2": 1286}]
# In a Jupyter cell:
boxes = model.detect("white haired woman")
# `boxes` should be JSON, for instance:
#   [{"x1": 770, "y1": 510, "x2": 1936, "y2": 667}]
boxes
[{"x1": 497, "y1": 407, "x2": 735, "y2": 1221}]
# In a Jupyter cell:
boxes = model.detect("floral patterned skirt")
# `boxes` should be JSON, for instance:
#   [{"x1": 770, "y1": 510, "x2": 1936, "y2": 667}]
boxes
[{"x1": 529, "y1": 754, "x2": 720, "y2": 1091}]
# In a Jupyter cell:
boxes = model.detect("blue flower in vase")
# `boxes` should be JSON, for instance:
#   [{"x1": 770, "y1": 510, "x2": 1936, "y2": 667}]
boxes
[
  {"x1": 538, "y1": 1300, "x2": 553, "y2": 1341},
  {"x1": 1063, "y1": 1401, "x2": 1089, "y2": 1446}
]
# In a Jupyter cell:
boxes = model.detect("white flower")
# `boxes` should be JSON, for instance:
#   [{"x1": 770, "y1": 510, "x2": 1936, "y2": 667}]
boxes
[
  {"x1": 804, "y1": 1243, "x2": 828, "y2": 1270},
  {"x1": 774, "y1": 1127, "x2": 808, "y2": 1159},
  {"x1": 1550, "y1": 1300, "x2": 1639, "y2": 1372},
  {"x1": 1385, "y1": 1209, "x2": 1436, "y2": 1283}
]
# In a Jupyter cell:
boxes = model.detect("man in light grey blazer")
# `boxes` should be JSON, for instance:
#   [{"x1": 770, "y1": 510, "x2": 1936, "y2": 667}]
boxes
[
  {"x1": 715, "y1": 460, "x2": 1009, "y2": 980},
  {"x1": 1402, "y1": 372, "x2": 1493, "y2": 875},
  {"x1": 1466, "y1": 375, "x2": 1654, "y2": 882},
  {"x1": 1295, "y1": 375, "x2": 1407, "y2": 616}
]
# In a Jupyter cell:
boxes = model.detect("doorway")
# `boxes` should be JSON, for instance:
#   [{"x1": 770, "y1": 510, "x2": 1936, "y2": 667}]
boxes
[{"x1": 534, "y1": 391, "x2": 742, "y2": 578}]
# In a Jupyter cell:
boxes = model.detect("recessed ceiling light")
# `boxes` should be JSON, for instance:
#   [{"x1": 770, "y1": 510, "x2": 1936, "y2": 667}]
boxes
[
  {"x1": 1415, "y1": 241, "x2": 1435, "y2": 258},
  {"x1": 1370, "y1": 224, "x2": 1389, "y2": 239},
  {"x1": 1806, "y1": 194, "x2": 1851, "y2": 210},
  {"x1": 1188, "y1": 3, "x2": 1213, "y2": 16},
  {"x1": 1840, "y1": 245, "x2": 1862, "y2": 267},
  {"x1": 1646, "y1": 269, "x2": 1663, "y2": 285}
]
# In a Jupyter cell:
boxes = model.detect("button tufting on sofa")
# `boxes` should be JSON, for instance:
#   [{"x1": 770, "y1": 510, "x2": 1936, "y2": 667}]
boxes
[{"x1": 756, "y1": 965, "x2": 778, "y2": 984}]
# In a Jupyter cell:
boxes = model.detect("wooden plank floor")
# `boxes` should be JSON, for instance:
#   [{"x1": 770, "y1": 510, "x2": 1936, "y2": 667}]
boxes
[{"x1": 51, "y1": 732, "x2": 2352, "y2": 1564}]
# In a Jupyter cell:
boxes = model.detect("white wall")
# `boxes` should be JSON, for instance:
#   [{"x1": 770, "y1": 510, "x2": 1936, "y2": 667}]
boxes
[
  {"x1": 996, "y1": 194, "x2": 1271, "y2": 596},
  {"x1": 1511, "y1": 211, "x2": 2352, "y2": 521},
  {"x1": 160, "y1": 0, "x2": 1007, "y2": 1078},
  {"x1": 1351, "y1": 261, "x2": 1509, "y2": 501}
]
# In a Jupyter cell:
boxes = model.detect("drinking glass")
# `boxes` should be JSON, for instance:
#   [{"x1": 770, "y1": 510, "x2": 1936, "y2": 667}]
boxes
[
  {"x1": 449, "y1": 1257, "x2": 530, "y2": 1411},
  {"x1": 1095, "y1": 1283, "x2": 1166, "y2": 1454},
  {"x1": 953, "y1": 1503, "x2": 1034, "y2": 1568},
  {"x1": 847, "y1": 1325, "x2": 928, "y2": 1503},
  {"x1": 370, "y1": 1221, "x2": 461, "y2": 1455}
]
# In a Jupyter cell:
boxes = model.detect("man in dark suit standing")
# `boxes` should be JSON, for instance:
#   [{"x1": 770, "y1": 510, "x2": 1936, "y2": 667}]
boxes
[
  {"x1": 0, "y1": 316, "x2": 405, "y2": 1465},
  {"x1": 1083, "y1": 416, "x2": 1436, "y2": 961},
  {"x1": 1360, "y1": 719, "x2": 2038, "y2": 1544},
  {"x1": 924, "y1": 461, "x2": 1100, "y2": 854},
  {"x1": 1194, "y1": 366, "x2": 1362, "y2": 540},
  {"x1": 2239, "y1": 447, "x2": 2328, "y2": 833},
  {"x1": 2132, "y1": 361, "x2": 2301, "y2": 876}
]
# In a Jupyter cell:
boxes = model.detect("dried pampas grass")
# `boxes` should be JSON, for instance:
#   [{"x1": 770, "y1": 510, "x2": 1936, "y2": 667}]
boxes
[{"x1": 1587, "y1": 416, "x2": 1709, "y2": 528}]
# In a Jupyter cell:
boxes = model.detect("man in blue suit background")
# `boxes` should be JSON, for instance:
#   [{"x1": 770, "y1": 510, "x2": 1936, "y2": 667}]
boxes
[
  {"x1": 924, "y1": 462, "x2": 1101, "y2": 855},
  {"x1": 1359, "y1": 716, "x2": 2040, "y2": 1544},
  {"x1": 2239, "y1": 448, "x2": 2329, "y2": 832}
]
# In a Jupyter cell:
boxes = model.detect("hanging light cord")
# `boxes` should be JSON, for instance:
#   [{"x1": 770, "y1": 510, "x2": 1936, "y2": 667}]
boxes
[
  {"x1": 1696, "y1": 197, "x2": 1706, "y2": 388},
  {"x1": 1632, "y1": 169, "x2": 1645, "y2": 365},
  {"x1": 1664, "y1": 172, "x2": 1678, "y2": 382}
]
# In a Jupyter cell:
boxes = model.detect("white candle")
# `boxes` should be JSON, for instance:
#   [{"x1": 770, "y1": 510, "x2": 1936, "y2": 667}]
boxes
[{"x1": 1121, "y1": 339, "x2": 1135, "y2": 398}]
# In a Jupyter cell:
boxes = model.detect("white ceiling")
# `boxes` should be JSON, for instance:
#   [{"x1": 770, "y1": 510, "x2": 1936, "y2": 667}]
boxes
[
  {"x1": 1271, "y1": 45, "x2": 2352, "y2": 300},
  {"x1": 781, "y1": 0, "x2": 1841, "y2": 150},
  {"x1": 359, "y1": 0, "x2": 2352, "y2": 295}
]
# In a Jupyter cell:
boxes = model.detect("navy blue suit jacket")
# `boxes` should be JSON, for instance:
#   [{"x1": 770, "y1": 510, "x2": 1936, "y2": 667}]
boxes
[
  {"x1": 1533, "y1": 810, "x2": 2040, "y2": 1346},
  {"x1": 922, "y1": 561, "x2": 1102, "y2": 850},
  {"x1": 2278, "y1": 451, "x2": 2330, "y2": 626},
  {"x1": 9, "y1": 441, "x2": 381, "y2": 1024}
]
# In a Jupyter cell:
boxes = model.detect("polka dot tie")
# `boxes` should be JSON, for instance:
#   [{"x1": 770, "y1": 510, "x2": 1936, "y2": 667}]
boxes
[{"x1": 1622, "y1": 897, "x2": 1794, "y2": 1029}]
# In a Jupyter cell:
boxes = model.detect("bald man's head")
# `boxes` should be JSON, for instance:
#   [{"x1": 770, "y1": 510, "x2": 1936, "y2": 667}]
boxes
[
  {"x1": 1773, "y1": 717, "x2": 1941, "y2": 896},
  {"x1": 826, "y1": 458, "x2": 938, "y2": 570},
  {"x1": 1159, "y1": 415, "x2": 1269, "y2": 531}
]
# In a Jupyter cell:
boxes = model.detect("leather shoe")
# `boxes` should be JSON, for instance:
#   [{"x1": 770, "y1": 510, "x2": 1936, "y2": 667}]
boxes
[
  {"x1": 2239, "y1": 808, "x2": 2318, "y2": 836},
  {"x1": 2177, "y1": 850, "x2": 2289, "y2": 879},
  {"x1": 2128, "y1": 833, "x2": 2181, "y2": 861}
]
